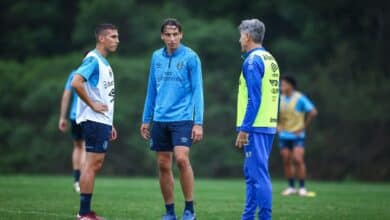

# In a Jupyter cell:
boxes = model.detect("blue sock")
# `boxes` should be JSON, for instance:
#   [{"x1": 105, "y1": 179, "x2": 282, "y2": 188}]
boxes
[
  {"x1": 299, "y1": 179, "x2": 305, "y2": 188},
  {"x1": 79, "y1": 193, "x2": 92, "y2": 215},
  {"x1": 185, "y1": 201, "x2": 194, "y2": 213},
  {"x1": 288, "y1": 178, "x2": 295, "y2": 188},
  {"x1": 73, "y1": 170, "x2": 81, "y2": 182},
  {"x1": 165, "y1": 203, "x2": 175, "y2": 215}
]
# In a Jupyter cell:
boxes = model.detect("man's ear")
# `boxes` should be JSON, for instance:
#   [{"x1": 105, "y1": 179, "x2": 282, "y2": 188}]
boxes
[
  {"x1": 245, "y1": 33, "x2": 251, "y2": 42},
  {"x1": 97, "y1": 34, "x2": 105, "y2": 43}
]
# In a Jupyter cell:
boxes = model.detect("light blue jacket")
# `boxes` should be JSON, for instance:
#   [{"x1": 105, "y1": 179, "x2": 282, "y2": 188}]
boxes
[{"x1": 142, "y1": 44, "x2": 204, "y2": 125}]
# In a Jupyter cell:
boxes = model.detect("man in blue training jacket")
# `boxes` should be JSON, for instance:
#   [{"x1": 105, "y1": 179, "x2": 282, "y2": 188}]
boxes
[{"x1": 140, "y1": 18, "x2": 204, "y2": 220}]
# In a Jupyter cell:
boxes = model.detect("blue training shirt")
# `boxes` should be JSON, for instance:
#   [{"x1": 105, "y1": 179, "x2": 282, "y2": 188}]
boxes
[
  {"x1": 75, "y1": 49, "x2": 110, "y2": 87},
  {"x1": 279, "y1": 93, "x2": 315, "y2": 139},
  {"x1": 64, "y1": 71, "x2": 78, "y2": 120},
  {"x1": 142, "y1": 44, "x2": 204, "y2": 125},
  {"x1": 238, "y1": 47, "x2": 276, "y2": 134}
]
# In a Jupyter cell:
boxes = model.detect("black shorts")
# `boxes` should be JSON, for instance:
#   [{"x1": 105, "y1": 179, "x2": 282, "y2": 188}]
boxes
[
  {"x1": 70, "y1": 120, "x2": 83, "y2": 141},
  {"x1": 279, "y1": 138, "x2": 305, "y2": 149},
  {"x1": 150, "y1": 121, "x2": 193, "y2": 152}
]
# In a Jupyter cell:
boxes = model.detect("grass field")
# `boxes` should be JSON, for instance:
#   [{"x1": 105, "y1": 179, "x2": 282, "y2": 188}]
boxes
[{"x1": 0, "y1": 176, "x2": 389, "y2": 220}]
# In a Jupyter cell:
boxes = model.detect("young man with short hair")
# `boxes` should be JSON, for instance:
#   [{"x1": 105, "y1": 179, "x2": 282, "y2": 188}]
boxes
[
  {"x1": 278, "y1": 75, "x2": 318, "y2": 197},
  {"x1": 140, "y1": 18, "x2": 204, "y2": 220},
  {"x1": 72, "y1": 23, "x2": 119, "y2": 220}
]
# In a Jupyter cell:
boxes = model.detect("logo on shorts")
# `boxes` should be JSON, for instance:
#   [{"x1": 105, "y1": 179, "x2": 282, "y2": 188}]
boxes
[
  {"x1": 245, "y1": 151, "x2": 252, "y2": 158},
  {"x1": 102, "y1": 141, "x2": 108, "y2": 151},
  {"x1": 180, "y1": 137, "x2": 188, "y2": 143}
]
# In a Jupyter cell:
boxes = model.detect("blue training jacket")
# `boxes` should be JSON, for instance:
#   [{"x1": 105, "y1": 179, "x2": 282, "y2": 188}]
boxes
[{"x1": 142, "y1": 44, "x2": 204, "y2": 125}]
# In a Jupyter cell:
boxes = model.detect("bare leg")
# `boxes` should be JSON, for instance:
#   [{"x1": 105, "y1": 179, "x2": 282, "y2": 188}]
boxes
[
  {"x1": 280, "y1": 148, "x2": 293, "y2": 179},
  {"x1": 72, "y1": 140, "x2": 85, "y2": 170},
  {"x1": 292, "y1": 147, "x2": 306, "y2": 181},
  {"x1": 79, "y1": 152, "x2": 105, "y2": 193},
  {"x1": 157, "y1": 152, "x2": 174, "y2": 204},
  {"x1": 174, "y1": 146, "x2": 194, "y2": 201}
]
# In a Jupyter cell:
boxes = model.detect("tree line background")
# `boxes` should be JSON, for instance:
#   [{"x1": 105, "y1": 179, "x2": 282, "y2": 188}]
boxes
[{"x1": 0, "y1": 0, "x2": 389, "y2": 181}]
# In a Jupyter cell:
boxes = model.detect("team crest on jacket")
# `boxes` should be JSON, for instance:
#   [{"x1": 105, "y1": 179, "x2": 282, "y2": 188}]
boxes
[{"x1": 177, "y1": 62, "x2": 184, "y2": 70}]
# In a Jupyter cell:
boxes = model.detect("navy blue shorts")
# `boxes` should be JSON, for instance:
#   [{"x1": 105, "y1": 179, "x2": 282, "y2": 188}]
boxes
[
  {"x1": 70, "y1": 120, "x2": 83, "y2": 141},
  {"x1": 81, "y1": 120, "x2": 112, "y2": 153},
  {"x1": 279, "y1": 138, "x2": 305, "y2": 149},
  {"x1": 150, "y1": 121, "x2": 193, "y2": 152}
]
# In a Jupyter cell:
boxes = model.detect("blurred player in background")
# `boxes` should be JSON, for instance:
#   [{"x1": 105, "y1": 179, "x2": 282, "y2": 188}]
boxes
[
  {"x1": 72, "y1": 23, "x2": 119, "y2": 220},
  {"x1": 278, "y1": 75, "x2": 318, "y2": 196},
  {"x1": 235, "y1": 18, "x2": 280, "y2": 220},
  {"x1": 58, "y1": 70, "x2": 86, "y2": 193},
  {"x1": 140, "y1": 18, "x2": 204, "y2": 220}
]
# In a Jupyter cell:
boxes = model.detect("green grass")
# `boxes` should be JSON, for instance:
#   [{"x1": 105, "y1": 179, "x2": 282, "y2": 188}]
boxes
[{"x1": 0, "y1": 176, "x2": 389, "y2": 220}]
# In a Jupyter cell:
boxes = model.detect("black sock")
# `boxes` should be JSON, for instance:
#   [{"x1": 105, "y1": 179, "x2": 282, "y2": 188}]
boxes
[
  {"x1": 185, "y1": 200, "x2": 194, "y2": 213},
  {"x1": 288, "y1": 178, "x2": 295, "y2": 188},
  {"x1": 165, "y1": 203, "x2": 175, "y2": 215},
  {"x1": 299, "y1": 179, "x2": 305, "y2": 188},
  {"x1": 73, "y1": 170, "x2": 81, "y2": 182},
  {"x1": 79, "y1": 193, "x2": 92, "y2": 215}
]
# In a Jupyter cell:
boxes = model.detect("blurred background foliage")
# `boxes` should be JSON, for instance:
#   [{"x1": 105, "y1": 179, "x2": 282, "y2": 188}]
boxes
[{"x1": 0, "y1": 0, "x2": 389, "y2": 180}]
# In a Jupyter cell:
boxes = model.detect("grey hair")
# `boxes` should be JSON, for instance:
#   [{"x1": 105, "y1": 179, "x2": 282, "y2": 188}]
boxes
[{"x1": 239, "y1": 19, "x2": 265, "y2": 44}]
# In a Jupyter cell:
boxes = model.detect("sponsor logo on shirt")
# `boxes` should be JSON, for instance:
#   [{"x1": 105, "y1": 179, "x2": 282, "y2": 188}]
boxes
[
  {"x1": 104, "y1": 80, "x2": 114, "y2": 89},
  {"x1": 157, "y1": 72, "x2": 184, "y2": 83},
  {"x1": 271, "y1": 62, "x2": 279, "y2": 72}
]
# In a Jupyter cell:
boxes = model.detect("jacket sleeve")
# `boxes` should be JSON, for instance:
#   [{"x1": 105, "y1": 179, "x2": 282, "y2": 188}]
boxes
[
  {"x1": 188, "y1": 54, "x2": 204, "y2": 125},
  {"x1": 142, "y1": 54, "x2": 157, "y2": 123}
]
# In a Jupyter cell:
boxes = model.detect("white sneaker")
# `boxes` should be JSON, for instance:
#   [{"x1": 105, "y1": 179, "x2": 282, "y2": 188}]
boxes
[
  {"x1": 298, "y1": 188, "x2": 308, "y2": 196},
  {"x1": 281, "y1": 187, "x2": 297, "y2": 196},
  {"x1": 74, "y1": 182, "x2": 80, "y2": 193}
]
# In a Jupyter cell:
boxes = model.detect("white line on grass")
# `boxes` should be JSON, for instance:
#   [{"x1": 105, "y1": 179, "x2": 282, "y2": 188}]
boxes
[{"x1": 0, "y1": 208, "x2": 132, "y2": 220}]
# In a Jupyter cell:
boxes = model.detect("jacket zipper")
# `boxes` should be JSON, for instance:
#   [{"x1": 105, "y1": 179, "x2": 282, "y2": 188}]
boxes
[{"x1": 168, "y1": 56, "x2": 172, "y2": 68}]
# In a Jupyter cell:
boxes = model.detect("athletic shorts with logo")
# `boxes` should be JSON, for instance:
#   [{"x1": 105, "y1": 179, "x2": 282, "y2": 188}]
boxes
[
  {"x1": 150, "y1": 120, "x2": 193, "y2": 152},
  {"x1": 81, "y1": 120, "x2": 112, "y2": 153}
]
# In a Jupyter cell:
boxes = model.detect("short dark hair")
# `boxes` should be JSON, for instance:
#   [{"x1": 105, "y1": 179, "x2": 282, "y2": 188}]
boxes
[
  {"x1": 95, "y1": 23, "x2": 117, "y2": 41},
  {"x1": 160, "y1": 18, "x2": 182, "y2": 33},
  {"x1": 281, "y1": 75, "x2": 297, "y2": 89}
]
